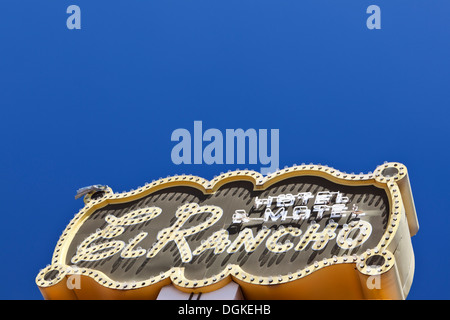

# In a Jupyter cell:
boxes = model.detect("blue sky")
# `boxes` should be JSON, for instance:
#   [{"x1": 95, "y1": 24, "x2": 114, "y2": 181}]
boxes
[{"x1": 0, "y1": 1, "x2": 449, "y2": 299}]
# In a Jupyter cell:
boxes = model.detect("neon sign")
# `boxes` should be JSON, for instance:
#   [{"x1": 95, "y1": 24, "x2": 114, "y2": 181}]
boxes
[{"x1": 36, "y1": 162, "x2": 419, "y2": 300}]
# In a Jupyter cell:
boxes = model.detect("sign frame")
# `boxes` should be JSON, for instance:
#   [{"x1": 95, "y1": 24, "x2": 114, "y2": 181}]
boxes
[{"x1": 36, "y1": 162, "x2": 418, "y2": 300}]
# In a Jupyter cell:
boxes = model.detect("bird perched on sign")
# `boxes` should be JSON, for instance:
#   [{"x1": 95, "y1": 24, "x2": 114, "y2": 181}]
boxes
[{"x1": 75, "y1": 184, "x2": 107, "y2": 200}]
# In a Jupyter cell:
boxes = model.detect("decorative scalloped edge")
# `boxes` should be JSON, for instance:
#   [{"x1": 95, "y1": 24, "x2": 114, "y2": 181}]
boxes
[{"x1": 36, "y1": 162, "x2": 410, "y2": 292}]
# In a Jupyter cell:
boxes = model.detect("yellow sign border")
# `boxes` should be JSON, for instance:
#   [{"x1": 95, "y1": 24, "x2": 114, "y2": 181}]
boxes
[{"x1": 36, "y1": 162, "x2": 418, "y2": 299}]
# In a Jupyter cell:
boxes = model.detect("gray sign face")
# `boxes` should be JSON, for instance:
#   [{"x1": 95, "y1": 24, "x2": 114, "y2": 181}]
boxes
[{"x1": 64, "y1": 175, "x2": 388, "y2": 284}]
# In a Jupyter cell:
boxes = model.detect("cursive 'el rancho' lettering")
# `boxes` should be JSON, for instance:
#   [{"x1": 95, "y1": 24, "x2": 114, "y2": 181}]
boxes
[{"x1": 71, "y1": 201, "x2": 372, "y2": 264}]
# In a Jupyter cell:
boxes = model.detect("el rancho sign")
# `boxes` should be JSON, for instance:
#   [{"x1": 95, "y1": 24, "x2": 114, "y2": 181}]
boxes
[{"x1": 36, "y1": 162, "x2": 418, "y2": 300}]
